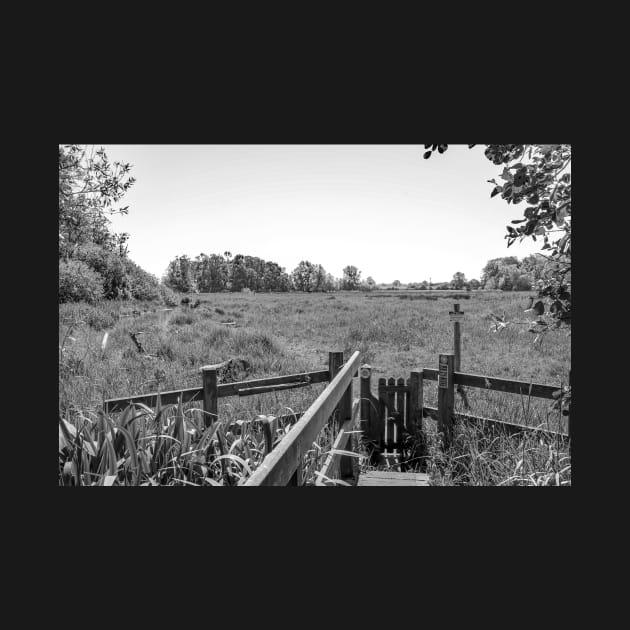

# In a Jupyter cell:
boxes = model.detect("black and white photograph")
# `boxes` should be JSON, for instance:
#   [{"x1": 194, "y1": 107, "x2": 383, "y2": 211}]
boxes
[{"x1": 58, "y1": 144, "x2": 571, "y2": 487}]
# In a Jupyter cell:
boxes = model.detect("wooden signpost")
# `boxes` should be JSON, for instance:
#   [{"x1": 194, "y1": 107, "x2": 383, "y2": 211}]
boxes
[{"x1": 449, "y1": 303, "x2": 470, "y2": 409}]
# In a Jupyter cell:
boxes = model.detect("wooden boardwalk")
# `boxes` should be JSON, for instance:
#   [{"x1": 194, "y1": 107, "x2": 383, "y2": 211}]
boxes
[{"x1": 357, "y1": 471, "x2": 430, "y2": 486}]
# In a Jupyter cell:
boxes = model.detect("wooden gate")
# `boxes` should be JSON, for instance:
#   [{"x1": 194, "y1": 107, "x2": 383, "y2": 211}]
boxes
[{"x1": 359, "y1": 365, "x2": 423, "y2": 470}]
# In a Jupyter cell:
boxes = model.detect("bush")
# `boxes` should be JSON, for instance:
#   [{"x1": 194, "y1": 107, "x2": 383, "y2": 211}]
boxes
[
  {"x1": 74, "y1": 244, "x2": 131, "y2": 299},
  {"x1": 126, "y1": 259, "x2": 160, "y2": 301},
  {"x1": 59, "y1": 260, "x2": 104, "y2": 304},
  {"x1": 158, "y1": 284, "x2": 179, "y2": 307}
]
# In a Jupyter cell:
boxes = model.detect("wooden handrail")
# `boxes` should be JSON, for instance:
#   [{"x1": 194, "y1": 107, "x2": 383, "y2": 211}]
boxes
[
  {"x1": 422, "y1": 368, "x2": 560, "y2": 400},
  {"x1": 245, "y1": 351, "x2": 361, "y2": 486}
]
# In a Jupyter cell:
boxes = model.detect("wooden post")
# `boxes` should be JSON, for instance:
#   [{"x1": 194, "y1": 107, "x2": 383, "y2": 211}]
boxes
[
  {"x1": 409, "y1": 369, "x2": 425, "y2": 465},
  {"x1": 200, "y1": 364, "x2": 219, "y2": 428},
  {"x1": 437, "y1": 354, "x2": 455, "y2": 449},
  {"x1": 450, "y1": 303, "x2": 470, "y2": 409},
  {"x1": 328, "y1": 351, "x2": 345, "y2": 431},
  {"x1": 329, "y1": 351, "x2": 354, "y2": 480},
  {"x1": 452, "y1": 303, "x2": 462, "y2": 372},
  {"x1": 360, "y1": 364, "x2": 372, "y2": 438}
]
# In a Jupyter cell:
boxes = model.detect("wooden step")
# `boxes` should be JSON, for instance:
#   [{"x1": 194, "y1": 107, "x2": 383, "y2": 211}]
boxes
[{"x1": 357, "y1": 471, "x2": 430, "y2": 486}]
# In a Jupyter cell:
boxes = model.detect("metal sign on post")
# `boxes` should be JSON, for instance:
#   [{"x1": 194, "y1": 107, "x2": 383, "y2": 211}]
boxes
[
  {"x1": 438, "y1": 355, "x2": 449, "y2": 389},
  {"x1": 449, "y1": 311, "x2": 465, "y2": 322}
]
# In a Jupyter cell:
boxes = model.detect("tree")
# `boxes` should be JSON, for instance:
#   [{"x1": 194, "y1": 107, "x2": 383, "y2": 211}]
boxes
[
  {"x1": 292, "y1": 261, "x2": 315, "y2": 292},
  {"x1": 164, "y1": 255, "x2": 197, "y2": 293},
  {"x1": 392, "y1": 279, "x2": 401, "y2": 288},
  {"x1": 469, "y1": 278, "x2": 481, "y2": 290},
  {"x1": 451, "y1": 272, "x2": 467, "y2": 290},
  {"x1": 59, "y1": 145, "x2": 135, "y2": 258},
  {"x1": 366, "y1": 276, "x2": 376, "y2": 291},
  {"x1": 342, "y1": 266, "x2": 362, "y2": 290},
  {"x1": 424, "y1": 144, "x2": 571, "y2": 328}
]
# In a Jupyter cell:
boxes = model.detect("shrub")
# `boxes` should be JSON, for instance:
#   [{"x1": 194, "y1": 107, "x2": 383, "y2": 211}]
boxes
[
  {"x1": 126, "y1": 259, "x2": 160, "y2": 301},
  {"x1": 74, "y1": 244, "x2": 131, "y2": 299},
  {"x1": 158, "y1": 284, "x2": 179, "y2": 307},
  {"x1": 59, "y1": 260, "x2": 104, "y2": 304}
]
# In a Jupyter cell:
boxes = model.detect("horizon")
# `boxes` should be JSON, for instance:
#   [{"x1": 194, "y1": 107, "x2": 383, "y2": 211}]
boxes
[{"x1": 99, "y1": 144, "x2": 544, "y2": 284}]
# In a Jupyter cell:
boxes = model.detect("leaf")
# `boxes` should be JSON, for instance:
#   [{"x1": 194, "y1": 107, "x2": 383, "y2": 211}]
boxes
[
  {"x1": 423, "y1": 150, "x2": 432, "y2": 159},
  {"x1": 533, "y1": 301, "x2": 545, "y2": 316},
  {"x1": 103, "y1": 475, "x2": 117, "y2": 486}
]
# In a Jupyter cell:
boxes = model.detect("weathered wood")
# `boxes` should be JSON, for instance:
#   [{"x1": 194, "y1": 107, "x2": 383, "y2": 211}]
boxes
[
  {"x1": 360, "y1": 365, "x2": 376, "y2": 443},
  {"x1": 453, "y1": 303, "x2": 462, "y2": 371},
  {"x1": 422, "y1": 406, "x2": 569, "y2": 438},
  {"x1": 422, "y1": 368, "x2": 560, "y2": 400},
  {"x1": 437, "y1": 354, "x2": 455, "y2": 449},
  {"x1": 329, "y1": 352, "x2": 345, "y2": 431},
  {"x1": 357, "y1": 471, "x2": 430, "y2": 486},
  {"x1": 408, "y1": 370, "x2": 423, "y2": 434},
  {"x1": 236, "y1": 380, "x2": 312, "y2": 396},
  {"x1": 103, "y1": 369, "x2": 330, "y2": 413},
  {"x1": 245, "y1": 351, "x2": 362, "y2": 486},
  {"x1": 201, "y1": 364, "x2": 220, "y2": 427},
  {"x1": 317, "y1": 398, "x2": 361, "y2": 485},
  {"x1": 217, "y1": 369, "x2": 329, "y2": 397},
  {"x1": 103, "y1": 387, "x2": 203, "y2": 414},
  {"x1": 378, "y1": 378, "x2": 387, "y2": 449}
]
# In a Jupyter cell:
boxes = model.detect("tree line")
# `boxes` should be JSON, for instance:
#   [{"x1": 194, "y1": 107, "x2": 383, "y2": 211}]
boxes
[{"x1": 163, "y1": 254, "x2": 370, "y2": 293}]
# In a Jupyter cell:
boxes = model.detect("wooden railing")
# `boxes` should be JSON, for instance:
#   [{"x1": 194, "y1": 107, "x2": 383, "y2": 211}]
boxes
[
  {"x1": 245, "y1": 351, "x2": 361, "y2": 486},
  {"x1": 103, "y1": 366, "x2": 331, "y2": 419}
]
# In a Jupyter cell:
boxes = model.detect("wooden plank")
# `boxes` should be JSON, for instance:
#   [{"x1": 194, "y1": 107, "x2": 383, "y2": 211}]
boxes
[
  {"x1": 357, "y1": 471, "x2": 430, "y2": 486},
  {"x1": 386, "y1": 377, "x2": 396, "y2": 449},
  {"x1": 422, "y1": 406, "x2": 569, "y2": 438},
  {"x1": 245, "y1": 351, "x2": 362, "y2": 486},
  {"x1": 217, "y1": 369, "x2": 330, "y2": 398},
  {"x1": 104, "y1": 387, "x2": 203, "y2": 413},
  {"x1": 422, "y1": 369, "x2": 559, "y2": 400},
  {"x1": 408, "y1": 370, "x2": 423, "y2": 435},
  {"x1": 236, "y1": 380, "x2": 312, "y2": 396},
  {"x1": 102, "y1": 369, "x2": 330, "y2": 412},
  {"x1": 378, "y1": 378, "x2": 386, "y2": 449}
]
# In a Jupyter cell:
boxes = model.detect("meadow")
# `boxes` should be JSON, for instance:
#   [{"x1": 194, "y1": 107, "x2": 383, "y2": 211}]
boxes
[{"x1": 59, "y1": 290, "x2": 571, "y2": 486}]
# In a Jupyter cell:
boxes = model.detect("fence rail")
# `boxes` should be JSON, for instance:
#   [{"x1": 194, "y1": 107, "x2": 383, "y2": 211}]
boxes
[
  {"x1": 103, "y1": 369, "x2": 331, "y2": 414},
  {"x1": 422, "y1": 368, "x2": 559, "y2": 400}
]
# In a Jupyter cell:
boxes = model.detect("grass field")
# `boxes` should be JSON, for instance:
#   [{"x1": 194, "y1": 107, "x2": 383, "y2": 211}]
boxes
[{"x1": 59, "y1": 290, "x2": 571, "y2": 485}]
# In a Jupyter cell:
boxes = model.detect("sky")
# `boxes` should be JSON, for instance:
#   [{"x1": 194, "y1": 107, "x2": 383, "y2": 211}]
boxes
[{"x1": 99, "y1": 144, "x2": 543, "y2": 284}]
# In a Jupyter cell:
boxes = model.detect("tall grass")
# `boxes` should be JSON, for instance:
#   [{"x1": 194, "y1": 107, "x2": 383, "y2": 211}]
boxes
[{"x1": 59, "y1": 290, "x2": 570, "y2": 486}]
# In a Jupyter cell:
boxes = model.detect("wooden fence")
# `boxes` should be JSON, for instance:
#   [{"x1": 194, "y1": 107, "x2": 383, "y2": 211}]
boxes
[
  {"x1": 102, "y1": 350, "x2": 362, "y2": 486},
  {"x1": 360, "y1": 353, "x2": 569, "y2": 458}
]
